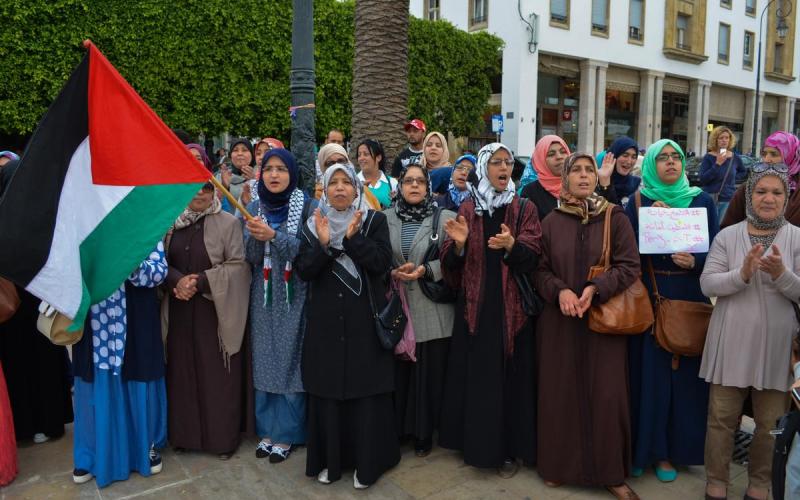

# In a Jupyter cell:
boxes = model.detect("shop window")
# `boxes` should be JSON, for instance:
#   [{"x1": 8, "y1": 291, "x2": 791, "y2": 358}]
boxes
[
  {"x1": 743, "y1": 31, "x2": 754, "y2": 69},
  {"x1": 550, "y1": 0, "x2": 569, "y2": 27},
  {"x1": 628, "y1": 0, "x2": 645, "y2": 42},
  {"x1": 718, "y1": 23, "x2": 730, "y2": 64},
  {"x1": 605, "y1": 90, "x2": 639, "y2": 146},
  {"x1": 676, "y1": 14, "x2": 690, "y2": 51},
  {"x1": 746, "y1": 0, "x2": 757, "y2": 16},
  {"x1": 426, "y1": 0, "x2": 440, "y2": 21},
  {"x1": 591, "y1": 0, "x2": 609, "y2": 35}
]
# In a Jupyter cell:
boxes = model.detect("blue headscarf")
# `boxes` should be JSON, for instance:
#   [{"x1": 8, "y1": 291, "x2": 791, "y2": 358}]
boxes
[
  {"x1": 258, "y1": 148, "x2": 299, "y2": 226},
  {"x1": 607, "y1": 136, "x2": 641, "y2": 200},
  {"x1": 449, "y1": 154, "x2": 476, "y2": 207}
]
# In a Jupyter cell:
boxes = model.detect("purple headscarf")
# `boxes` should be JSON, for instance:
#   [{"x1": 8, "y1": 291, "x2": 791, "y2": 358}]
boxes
[
  {"x1": 764, "y1": 131, "x2": 800, "y2": 190},
  {"x1": 187, "y1": 143, "x2": 212, "y2": 171},
  {"x1": 0, "y1": 151, "x2": 20, "y2": 162}
]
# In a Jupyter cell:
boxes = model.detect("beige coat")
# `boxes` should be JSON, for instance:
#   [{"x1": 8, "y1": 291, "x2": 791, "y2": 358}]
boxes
[
  {"x1": 699, "y1": 221, "x2": 800, "y2": 391},
  {"x1": 162, "y1": 211, "x2": 251, "y2": 364},
  {"x1": 384, "y1": 208, "x2": 456, "y2": 343}
]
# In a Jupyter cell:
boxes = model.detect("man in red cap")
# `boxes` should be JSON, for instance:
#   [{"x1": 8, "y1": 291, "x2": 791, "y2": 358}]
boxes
[{"x1": 391, "y1": 118, "x2": 426, "y2": 177}]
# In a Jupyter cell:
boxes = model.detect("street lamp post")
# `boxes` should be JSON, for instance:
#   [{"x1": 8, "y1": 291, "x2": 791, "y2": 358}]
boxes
[
  {"x1": 751, "y1": 0, "x2": 792, "y2": 155},
  {"x1": 290, "y1": 0, "x2": 317, "y2": 190}
]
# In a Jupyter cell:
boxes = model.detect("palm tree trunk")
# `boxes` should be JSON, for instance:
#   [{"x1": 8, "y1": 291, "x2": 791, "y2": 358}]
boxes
[{"x1": 350, "y1": 0, "x2": 409, "y2": 166}]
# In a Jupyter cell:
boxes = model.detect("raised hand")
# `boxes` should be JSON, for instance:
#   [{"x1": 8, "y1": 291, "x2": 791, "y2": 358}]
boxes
[
  {"x1": 598, "y1": 152, "x2": 615, "y2": 186},
  {"x1": 444, "y1": 215, "x2": 469, "y2": 250},
  {"x1": 245, "y1": 217, "x2": 275, "y2": 242},
  {"x1": 559, "y1": 289, "x2": 582, "y2": 318},
  {"x1": 488, "y1": 223, "x2": 515, "y2": 251},
  {"x1": 240, "y1": 185, "x2": 252, "y2": 206},
  {"x1": 314, "y1": 208, "x2": 330, "y2": 247},
  {"x1": 220, "y1": 165, "x2": 233, "y2": 189},
  {"x1": 759, "y1": 244, "x2": 785, "y2": 281},
  {"x1": 741, "y1": 243, "x2": 765, "y2": 283},
  {"x1": 346, "y1": 210, "x2": 363, "y2": 239},
  {"x1": 241, "y1": 164, "x2": 256, "y2": 180}
]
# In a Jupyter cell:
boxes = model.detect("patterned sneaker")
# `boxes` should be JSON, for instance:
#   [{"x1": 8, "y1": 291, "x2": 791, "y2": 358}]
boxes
[
  {"x1": 149, "y1": 446, "x2": 163, "y2": 475},
  {"x1": 269, "y1": 444, "x2": 291, "y2": 464},
  {"x1": 72, "y1": 468, "x2": 93, "y2": 484},
  {"x1": 256, "y1": 440, "x2": 272, "y2": 459}
]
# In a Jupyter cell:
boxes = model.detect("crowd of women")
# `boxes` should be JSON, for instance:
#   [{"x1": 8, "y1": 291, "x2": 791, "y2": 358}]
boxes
[{"x1": 1, "y1": 127, "x2": 800, "y2": 500}]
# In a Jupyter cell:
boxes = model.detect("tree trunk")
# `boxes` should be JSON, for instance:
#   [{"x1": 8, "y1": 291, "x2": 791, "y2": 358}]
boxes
[{"x1": 350, "y1": 0, "x2": 409, "y2": 167}]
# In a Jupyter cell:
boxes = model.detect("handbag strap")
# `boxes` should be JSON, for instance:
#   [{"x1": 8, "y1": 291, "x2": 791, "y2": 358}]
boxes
[
  {"x1": 716, "y1": 154, "x2": 734, "y2": 195},
  {"x1": 596, "y1": 206, "x2": 614, "y2": 269},
  {"x1": 635, "y1": 192, "x2": 660, "y2": 297},
  {"x1": 421, "y1": 207, "x2": 444, "y2": 265}
]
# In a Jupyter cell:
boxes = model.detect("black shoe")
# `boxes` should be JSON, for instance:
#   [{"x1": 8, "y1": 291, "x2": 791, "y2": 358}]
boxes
[
  {"x1": 256, "y1": 440, "x2": 272, "y2": 459},
  {"x1": 72, "y1": 468, "x2": 93, "y2": 484},
  {"x1": 269, "y1": 444, "x2": 291, "y2": 463},
  {"x1": 414, "y1": 438, "x2": 432, "y2": 457},
  {"x1": 149, "y1": 446, "x2": 163, "y2": 474}
]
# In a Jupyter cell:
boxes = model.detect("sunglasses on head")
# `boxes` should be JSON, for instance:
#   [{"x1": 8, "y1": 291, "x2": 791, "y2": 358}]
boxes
[{"x1": 751, "y1": 162, "x2": 789, "y2": 173}]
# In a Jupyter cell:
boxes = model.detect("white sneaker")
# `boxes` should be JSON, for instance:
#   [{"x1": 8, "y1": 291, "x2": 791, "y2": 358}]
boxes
[
  {"x1": 33, "y1": 433, "x2": 50, "y2": 444},
  {"x1": 317, "y1": 468, "x2": 331, "y2": 484},
  {"x1": 72, "y1": 468, "x2": 93, "y2": 484},
  {"x1": 353, "y1": 470, "x2": 369, "y2": 489}
]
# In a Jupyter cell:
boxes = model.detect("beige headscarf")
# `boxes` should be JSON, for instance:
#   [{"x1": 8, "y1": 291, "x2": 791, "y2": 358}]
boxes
[
  {"x1": 317, "y1": 143, "x2": 349, "y2": 172},
  {"x1": 556, "y1": 153, "x2": 610, "y2": 224}
]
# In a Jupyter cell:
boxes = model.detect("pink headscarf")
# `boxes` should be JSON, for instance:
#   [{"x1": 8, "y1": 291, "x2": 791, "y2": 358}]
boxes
[
  {"x1": 532, "y1": 135, "x2": 571, "y2": 198},
  {"x1": 764, "y1": 131, "x2": 800, "y2": 190}
]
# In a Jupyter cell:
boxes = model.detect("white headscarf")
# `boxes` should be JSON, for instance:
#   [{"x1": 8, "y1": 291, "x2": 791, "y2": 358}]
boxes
[
  {"x1": 469, "y1": 143, "x2": 516, "y2": 216},
  {"x1": 306, "y1": 162, "x2": 370, "y2": 294}
]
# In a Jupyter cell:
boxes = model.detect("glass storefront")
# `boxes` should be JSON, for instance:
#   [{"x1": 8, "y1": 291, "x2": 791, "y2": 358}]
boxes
[
  {"x1": 662, "y1": 93, "x2": 690, "y2": 151},
  {"x1": 537, "y1": 74, "x2": 579, "y2": 150},
  {"x1": 604, "y1": 90, "x2": 639, "y2": 148}
]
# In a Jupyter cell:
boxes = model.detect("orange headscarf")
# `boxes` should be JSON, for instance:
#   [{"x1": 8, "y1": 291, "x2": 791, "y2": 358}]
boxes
[{"x1": 532, "y1": 135, "x2": 571, "y2": 198}]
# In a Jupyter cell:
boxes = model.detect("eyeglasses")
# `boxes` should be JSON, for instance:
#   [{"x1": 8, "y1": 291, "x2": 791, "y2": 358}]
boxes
[
  {"x1": 324, "y1": 159, "x2": 348, "y2": 168},
  {"x1": 488, "y1": 158, "x2": 514, "y2": 167},
  {"x1": 402, "y1": 177, "x2": 427, "y2": 186},
  {"x1": 751, "y1": 162, "x2": 789, "y2": 173},
  {"x1": 454, "y1": 164, "x2": 474, "y2": 173},
  {"x1": 655, "y1": 152, "x2": 683, "y2": 162},
  {"x1": 263, "y1": 165, "x2": 289, "y2": 174}
]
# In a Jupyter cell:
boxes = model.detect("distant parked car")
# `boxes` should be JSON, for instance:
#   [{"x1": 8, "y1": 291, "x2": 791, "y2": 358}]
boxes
[{"x1": 686, "y1": 154, "x2": 756, "y2": 187}]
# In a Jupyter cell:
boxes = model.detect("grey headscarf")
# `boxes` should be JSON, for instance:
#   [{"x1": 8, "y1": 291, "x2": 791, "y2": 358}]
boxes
[
  {"x1": 745, "y1": 162, "x2": 790, "y2": 231},
  {"x1": 306, "y1": 162, "x2": 370, "y2": 295}
]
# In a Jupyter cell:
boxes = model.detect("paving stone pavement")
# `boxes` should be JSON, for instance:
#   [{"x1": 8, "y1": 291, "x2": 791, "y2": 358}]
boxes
[{"x1": 1, "y1": 425, "x2": 753, "y2": 499}]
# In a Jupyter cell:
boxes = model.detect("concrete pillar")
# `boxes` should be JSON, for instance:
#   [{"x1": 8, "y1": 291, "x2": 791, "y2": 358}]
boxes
[
  {"x1": 637, "y1": 72, "x2": 656, "y2": 147},
  {"x1": 687, "y1": 79, "x2": 710, "y2": 155},
  {"x1": 778, "y1": 96, "x2": 794, "y2": 132},
  {"x1": 578, "y1": 60, "x2": 599, "y2": 153},
  {"x1": 653, "y1": 75, "x2": 664, "y2": 143},
  {"x1": 595, "y1": 64, "x2": 608, "y2": 151},
  {"x1": 743, "y1": 90, "x2": 756, "y2": 155},
  {"x1": 700, "y1": 83, "x2": 711, "y2": 154},
  {"x1": 755, "y1": 92, "x2": 765, "y2": 150},
  {"x1": 789, "y1": 99, "x2": 797, "y2": 135}
]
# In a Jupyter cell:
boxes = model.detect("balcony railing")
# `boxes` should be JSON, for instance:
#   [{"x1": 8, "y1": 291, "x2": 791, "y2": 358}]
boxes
[
  {"x1": 629, "y1": 26, "x2": 643, "y2": 40},
  {"x1": 677, "y1": 43, "x2": 692, "y2": 51}
]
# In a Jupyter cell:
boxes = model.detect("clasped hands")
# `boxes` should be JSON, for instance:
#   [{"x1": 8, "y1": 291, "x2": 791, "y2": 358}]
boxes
[
  {"x1": 174, "y1": 274, "x2": 199, "y2": 301},
  {"x1": 312, "y1": 208, "x2": 362, "y2": 247},
  {"x1": 741, "y1": 243, "x2": 785, "y2": 282},
  {"x1": 443, "y1": 215, "x2": 515, "y2": 252},
  {"x1": 559, "y1": 285, "x2": 598, "y2": 318}
]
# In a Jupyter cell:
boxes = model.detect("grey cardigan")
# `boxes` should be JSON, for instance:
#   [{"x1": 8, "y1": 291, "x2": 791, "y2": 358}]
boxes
[
  {"x1": 384, "y1": 207, "x2": 456, "y2": 343},
  {"x1": 699, "y1": 221, "x2": 800, "y2": 391}
]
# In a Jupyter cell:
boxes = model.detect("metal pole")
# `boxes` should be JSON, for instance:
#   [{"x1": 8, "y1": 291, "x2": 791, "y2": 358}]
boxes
[
  {"x1": 290, "y1": 0, "x2": 316, "y2": 190},
  {"x1": 752, "y1": 4, "x2": 768, "y2": 156}
]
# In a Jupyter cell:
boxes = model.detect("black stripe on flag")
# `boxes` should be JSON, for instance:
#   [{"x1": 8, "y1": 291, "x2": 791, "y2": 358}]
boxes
[{"x1": 0, "y1": 52, "x2": 89, "y2": 285}]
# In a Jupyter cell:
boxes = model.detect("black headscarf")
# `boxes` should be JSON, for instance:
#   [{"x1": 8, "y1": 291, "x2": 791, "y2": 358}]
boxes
[
  {"x1": 229, "y1": 138, "x2": 255, "y2": 175},
  {"x1": 0, "y1": 159, "x2": 19, "y2": 199},
  {"x1": 394, "y1": 164, "x2": 435, "y2": 222}
]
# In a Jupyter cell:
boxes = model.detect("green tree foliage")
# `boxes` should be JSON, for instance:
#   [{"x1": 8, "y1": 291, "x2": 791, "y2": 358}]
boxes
[{"x1": 0, "y1": 1, "x2": 500, "y2": 141}]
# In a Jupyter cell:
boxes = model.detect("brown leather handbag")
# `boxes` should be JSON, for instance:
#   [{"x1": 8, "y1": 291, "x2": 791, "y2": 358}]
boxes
[
  {"x1": 0, "y1": 277, "x2": 20, "y2": 324},
  {"x1": 646, "y1": 257, "x2": 712, "y2": 358},
  {"x1": 587, "y1": 207, "x2": 654, "y2": 335}
]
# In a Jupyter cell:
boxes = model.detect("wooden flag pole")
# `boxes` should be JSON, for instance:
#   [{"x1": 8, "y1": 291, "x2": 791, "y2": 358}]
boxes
[{"x1": 207, "y1": 175, "x2": 254, "y2": 220}]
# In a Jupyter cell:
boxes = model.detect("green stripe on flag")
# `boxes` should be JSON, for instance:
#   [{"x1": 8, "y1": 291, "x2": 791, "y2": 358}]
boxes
[{"x1": 71, "y1": 182, "x2": 204, "y2": 329}]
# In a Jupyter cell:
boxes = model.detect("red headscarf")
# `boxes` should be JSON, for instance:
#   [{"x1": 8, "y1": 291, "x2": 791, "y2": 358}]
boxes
[{"x1": 532, "y1": 135, "x2": 571, "y2": 198}]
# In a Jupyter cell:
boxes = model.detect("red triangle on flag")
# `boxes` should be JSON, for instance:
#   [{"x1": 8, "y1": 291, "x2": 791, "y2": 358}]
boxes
[{"x1": 85, "y1": 42, "x2": 210, "y2": 187}]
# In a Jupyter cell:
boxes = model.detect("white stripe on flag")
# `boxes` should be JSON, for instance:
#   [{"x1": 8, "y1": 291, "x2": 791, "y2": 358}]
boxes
[{"x1": 27, "y1": 137, "x2": 133, "y2": 318}]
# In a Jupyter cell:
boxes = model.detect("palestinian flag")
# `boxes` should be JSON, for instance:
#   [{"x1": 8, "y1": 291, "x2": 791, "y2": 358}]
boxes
[{"x1": 0, "y1": 42, "x2": 210, "y2": 328}]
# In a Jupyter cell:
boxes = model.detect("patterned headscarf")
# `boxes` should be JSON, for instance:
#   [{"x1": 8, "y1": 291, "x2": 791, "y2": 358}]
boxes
[
  {"x1": 745, "y1": 163, "x2": 789, "y2": 231},
  {"x1": 640, "y1": 139, "x2": 703, "y2": 208},
  {"x1": 258, "y1": 148, "x2": 300, "y2": 226},
  {"x1": 764, "y1": 131, "x2": 800, "y2": 190},
  {"x1": 306, "y1": 163, "x2": 369, "y2": 295},
  {"x1": 395, "y1": 164, "x2": 435, "y2": 222},
  {"x1": 556, "y1": 153, "x2": 609, "y2": 224},
  {"x1": 172, "y1": 185, "x2": 222, "y2": 231},
  {"x1": 468, "y1": 143, "x2": 516, "y2": 217},
  {"x1": 448, "y1": 154, "x2": 475, "y2": 207},
  {"x1": 532, "y1": 135, "x2": 571, "y2": 198}
]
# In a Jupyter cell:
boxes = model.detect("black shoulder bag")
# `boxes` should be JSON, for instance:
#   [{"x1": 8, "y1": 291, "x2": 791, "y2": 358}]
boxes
[
  {"x1": 511, "y1": 198, "x2": 543, "y2": 317},
  {"x1": 418, "y1": 207, "x2": 458, "y2": 303},
  {"x1": 362, "y1": 211, "x2": 406, "y2": 350}
]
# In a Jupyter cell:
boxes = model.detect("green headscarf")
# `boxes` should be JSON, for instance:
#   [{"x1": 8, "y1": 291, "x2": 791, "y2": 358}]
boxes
[{"x1": 640, "y1": 139, "x2": 703, "y2": 208}]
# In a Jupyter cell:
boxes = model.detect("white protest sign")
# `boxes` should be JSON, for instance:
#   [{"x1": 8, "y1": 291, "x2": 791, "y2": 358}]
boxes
[{"x1": 638, "y1": 206, "x2": 709, "y2": 254}]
